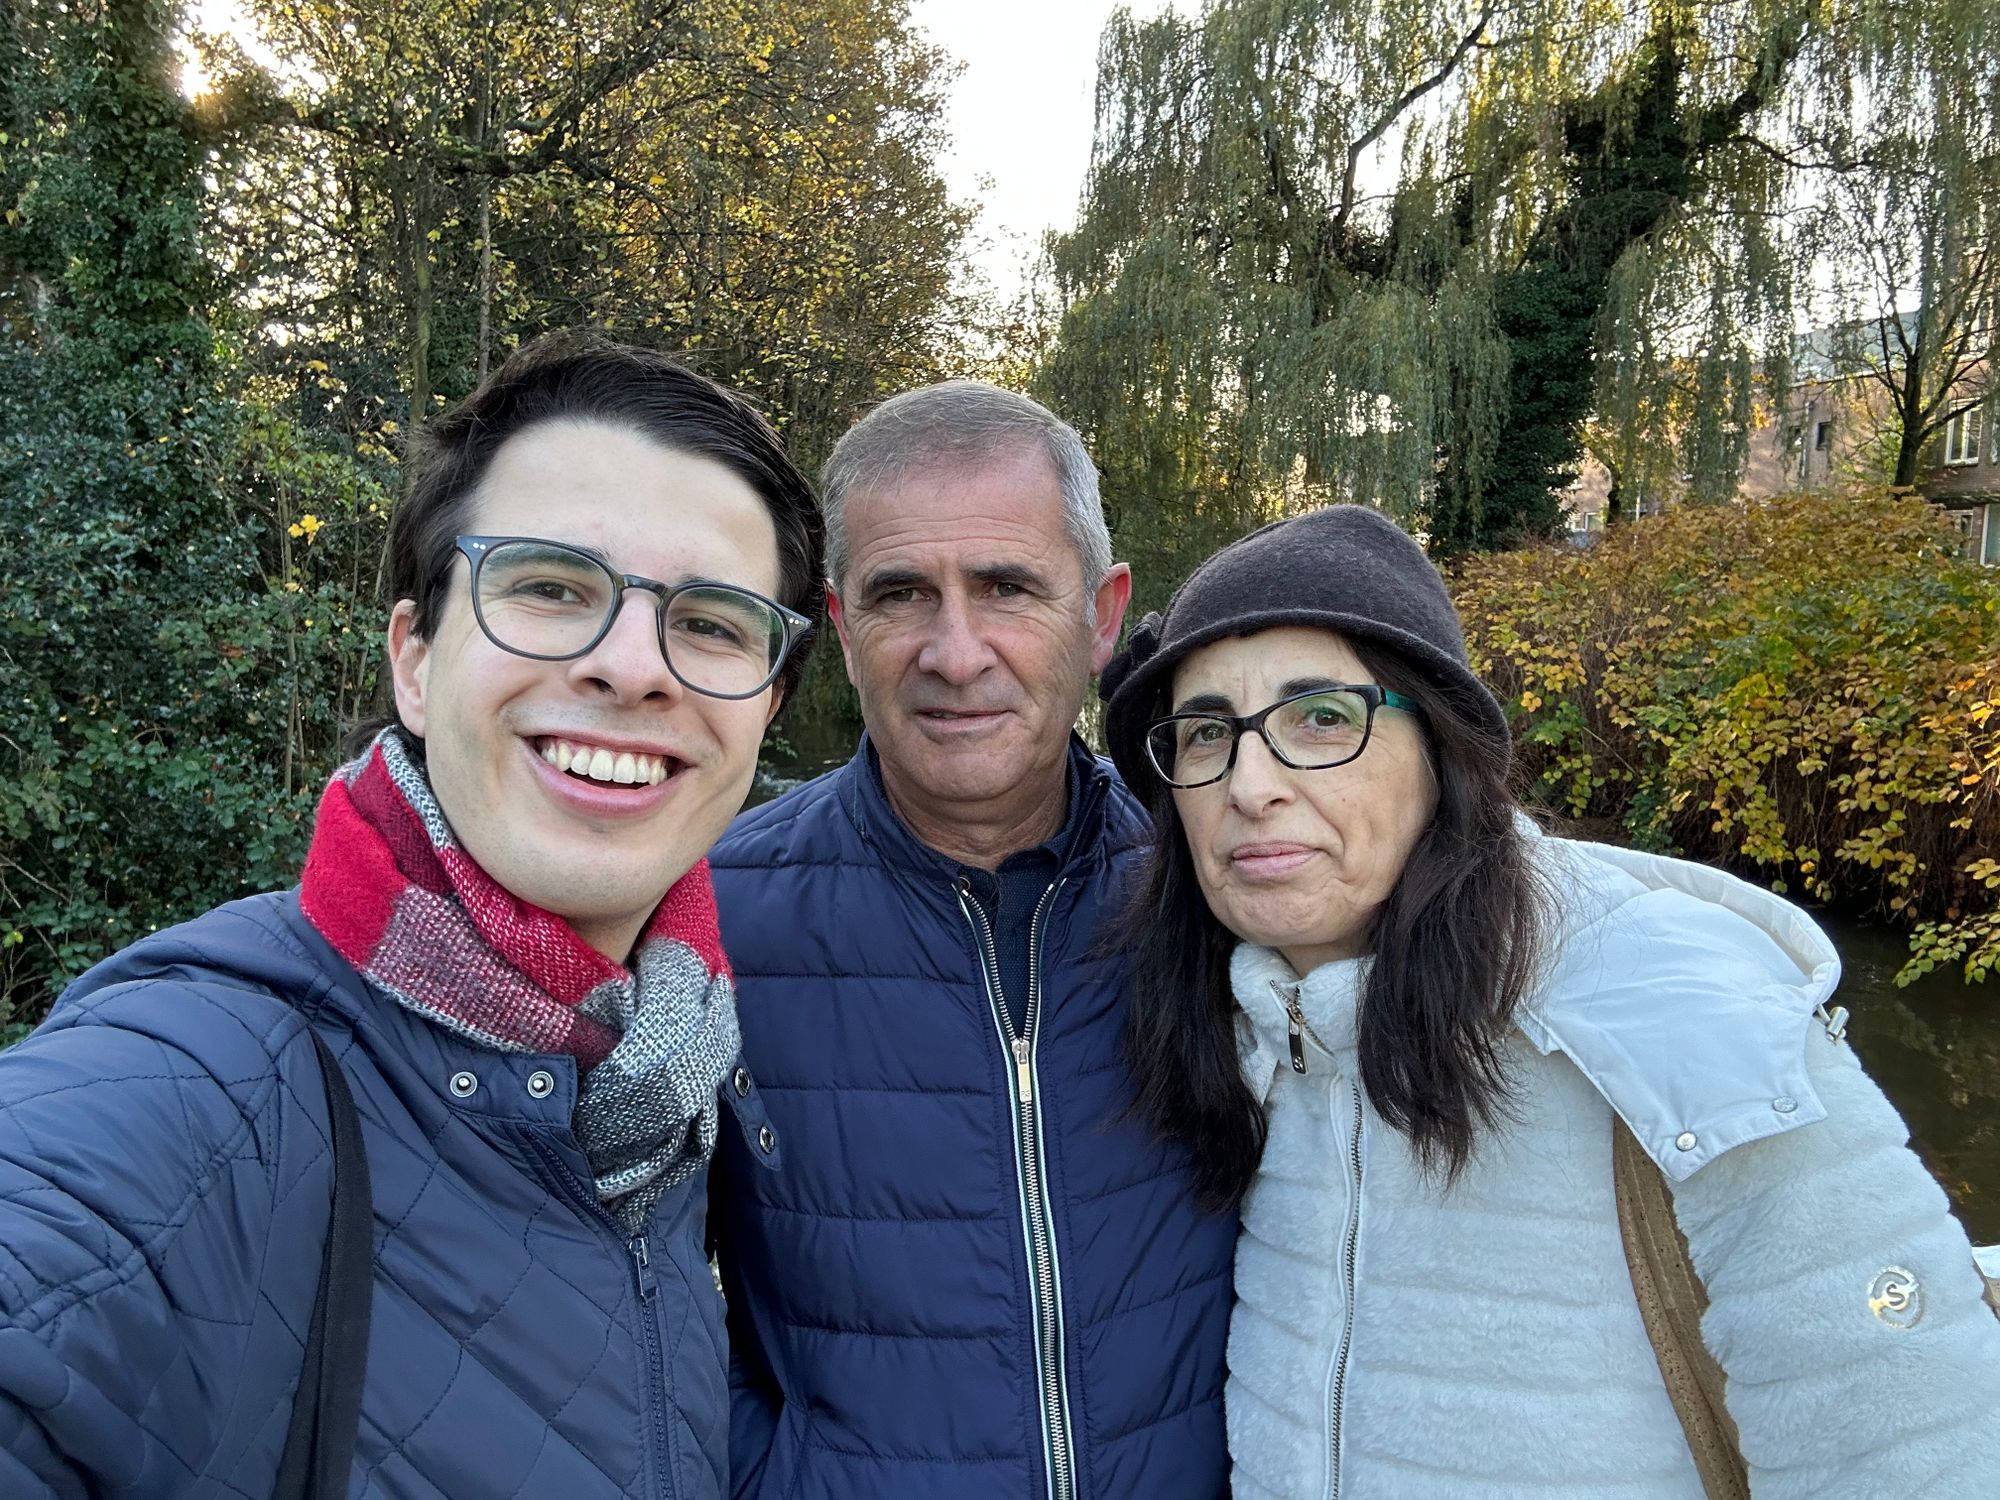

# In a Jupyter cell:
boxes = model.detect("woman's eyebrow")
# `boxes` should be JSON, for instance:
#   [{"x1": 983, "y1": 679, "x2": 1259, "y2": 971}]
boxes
[
  {"x1": 1172, "y1": 691, "x2": 1235, "y2": 714},
  {"x1": 1172, "y1": 676, "x2": 1354, "y2": 714},
  {"x1": 1278, "y1": 675, "x2": 1347, "y2": 697}
]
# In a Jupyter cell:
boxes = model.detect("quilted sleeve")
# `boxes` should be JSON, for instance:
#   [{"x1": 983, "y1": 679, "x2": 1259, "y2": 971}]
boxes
[
  {"x1": 1670, "y1": 1022, "x2": 2000, "y2": 1500},
  {"x1": 725, "y1": 1346, "x2": 781, "y2": 1500},
  {"x1": 0, "y1": 984, "x2": 334, "y2": 1497}
]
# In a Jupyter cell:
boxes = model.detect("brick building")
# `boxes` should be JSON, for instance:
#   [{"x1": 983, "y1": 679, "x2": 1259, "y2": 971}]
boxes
[{"x1": 1566, "y1": 321, "x2": 1998, "y2": 564}]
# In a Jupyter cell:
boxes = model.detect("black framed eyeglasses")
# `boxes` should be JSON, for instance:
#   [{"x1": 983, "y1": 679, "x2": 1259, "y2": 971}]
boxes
[
  {"x1": 454, "y1": 535, "x2": 811, "y2": 701},
  {"x1": 1144, "y1": 684, "x2": 1421, "y2": 789}
]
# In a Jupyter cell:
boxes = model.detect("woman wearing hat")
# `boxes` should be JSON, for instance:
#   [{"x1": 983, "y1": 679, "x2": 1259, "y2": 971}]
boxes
[{"x1": 1098, "y1": 505, "x2": 2000, "y2": 1500}]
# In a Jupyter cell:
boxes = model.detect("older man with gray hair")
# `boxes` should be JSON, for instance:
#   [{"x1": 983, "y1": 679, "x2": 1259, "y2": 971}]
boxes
[{"x1": 709, "y1": 382, "x2": 1235, "y2": 1499}]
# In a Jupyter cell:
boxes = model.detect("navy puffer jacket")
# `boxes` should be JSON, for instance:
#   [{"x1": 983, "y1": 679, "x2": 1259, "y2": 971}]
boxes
[
  {"x1": 710, "y1": 739, "x2": 1234, "y2": 1500},
  {"x1": 0, "y1": 891, "x2": 775, "y2": 1498}
]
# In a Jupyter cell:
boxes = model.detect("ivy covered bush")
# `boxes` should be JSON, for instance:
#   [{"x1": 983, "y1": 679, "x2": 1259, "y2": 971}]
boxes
[
  {"x1": 0, "y1": 2, "x2": 393, "y2": 1033},
  {"x1": 1453, "y1": 491, "x2": 2000, "y2": 986},
  {"x1": 1, "y1": 0, "x2": 976, "y2": 1031}
]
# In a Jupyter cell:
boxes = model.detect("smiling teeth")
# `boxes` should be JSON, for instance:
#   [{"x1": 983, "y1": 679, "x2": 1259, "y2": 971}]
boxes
[{"x1": 540, "y1": 739, "x2": 669, "y2": 785}]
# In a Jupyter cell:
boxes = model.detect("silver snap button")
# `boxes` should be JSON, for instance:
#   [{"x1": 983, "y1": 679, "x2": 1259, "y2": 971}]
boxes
[
  {"x1": 527, "y1": 1070, "x2": 555, "y2": 1099},
  {"x1": 757, "y1": 1124, "x2": 776, "y2": 1155},
  {"x1": 733, "y1": 1067, "x2": 752, "y2": 1098},
  {"x1": 1773, "y1": 1096, "x2": 1797, "y2": 1114},
  {"x1": 449, "y1": 1071, "x2": 478, "y2": 1099},
  {"x1": 1674, "y1": 1131, "x2": 1698, "y2": 1152}
]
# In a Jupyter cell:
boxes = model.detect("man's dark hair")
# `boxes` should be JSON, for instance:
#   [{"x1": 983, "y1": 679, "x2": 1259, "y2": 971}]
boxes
[
  {"x1": 1113, "y1": 637, "x2": 1546, "y2": 1212},
  {"x1": 385, "y1": 331, "x2": 823, "y2": 711}
]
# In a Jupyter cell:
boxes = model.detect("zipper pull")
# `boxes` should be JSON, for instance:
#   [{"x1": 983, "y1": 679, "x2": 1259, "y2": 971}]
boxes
[
  {"x1": 629, "y1": 1235, "x2": 656, "y2": 1302},
  {"x1": 1012, "y1": 1036, "x2": 1034, "y2": 1102},
  {"x1": 1273, "y1": 981, "x2": 1307, "y2": 1073}
]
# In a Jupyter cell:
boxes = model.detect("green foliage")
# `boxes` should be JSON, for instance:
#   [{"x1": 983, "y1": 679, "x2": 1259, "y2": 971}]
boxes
[
  {"x1": 0, "y1": 0, "x2": 972, "y2": 1021},
  {"x1": 1038, "y1": 0, "x2": 2000, "y2": 550},
  {"x1": 3, "y1": 0, "x2": 266, "y2": 1016},
  {"x1": 0, "y1": 1, "x2": 400, "y2": 1019},
  {"x1": 1452, "y1": 492, "x2": 2000, "y2": 984},
  {"x1": 220, "y1": 0, "x2": 972, "y2": 463}
]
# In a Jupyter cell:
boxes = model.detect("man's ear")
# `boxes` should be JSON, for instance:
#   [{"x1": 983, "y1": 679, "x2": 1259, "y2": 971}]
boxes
[
  {"x1": 824, "y1": 581, "x2": 859, "y2": 686},
  {"x1": 1088, "y1": 563, "x2": 1134, "y2": 675},
  {"x1": 387, "y1": 599, "x2": 430, "y2": 737}
]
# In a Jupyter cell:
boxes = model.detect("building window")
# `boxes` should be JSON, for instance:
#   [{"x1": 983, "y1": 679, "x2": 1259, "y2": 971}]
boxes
[
  {"x1": 1947, "y1": 508, "x2": 1978, "y2": 558},
  {"x1": 1943, "y1": 405, "x2": 1986, "y2": 465},
  {"x1": 1984, "y1": 504, "x2": 1999, "y2": 567},
  {"x1": 1814, "y1": 420, "x2": 1832, "y2": 451}
]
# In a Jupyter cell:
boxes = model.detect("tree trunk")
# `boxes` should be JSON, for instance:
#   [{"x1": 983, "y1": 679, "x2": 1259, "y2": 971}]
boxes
[
  {"x1": 408, "y1": 160, "x2": 435, "y2": 442},
  {"x1": 1892, "y1": 298, "x2": 1933, "y2": 488},
  {"x1": 475, "y1": 3, "x2": 495, "y2": 384}
]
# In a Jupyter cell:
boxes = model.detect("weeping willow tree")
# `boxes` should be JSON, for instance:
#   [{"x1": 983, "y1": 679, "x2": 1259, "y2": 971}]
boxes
[{"x1": 1039, "y1": 0, "x2": 2000, "y2": 570}]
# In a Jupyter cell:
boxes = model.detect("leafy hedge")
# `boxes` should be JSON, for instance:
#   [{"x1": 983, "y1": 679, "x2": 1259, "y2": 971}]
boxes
[
  {"x1": 1452, "y1": 490, "x2": 2000, "y2": 985},
  {"x1": 0, "y1": 384, "x2": 394, "y2": 1037},
  {"x1": 0, "y1": 2, "x2": 395, "y2": 1032}
]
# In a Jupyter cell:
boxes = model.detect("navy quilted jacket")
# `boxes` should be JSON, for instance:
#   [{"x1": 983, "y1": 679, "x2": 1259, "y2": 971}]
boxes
[
  {"x1": 0, "y1": 890, "x2": 777, "y2": 1498},
  {"x1": 710, "y1": 739, "x2": 1235, "y2": 1500}
]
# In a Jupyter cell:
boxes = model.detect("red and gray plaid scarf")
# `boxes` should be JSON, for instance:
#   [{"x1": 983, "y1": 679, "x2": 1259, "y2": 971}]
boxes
[{"x1": 300, "y1": 728, "x2": 741, "y2": 1228}]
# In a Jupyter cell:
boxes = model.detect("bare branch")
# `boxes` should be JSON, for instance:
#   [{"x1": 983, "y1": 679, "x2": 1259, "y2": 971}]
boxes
[
  {"x1": 1332, "y1": 1, "x2": 1496, "y2": 234},
  {"x1": 1693, "y1": 7, "x2": 1813, "y2": 149},
  {"x1": 1727, "y1": 132, "x2": 1884, "y2": 175}
]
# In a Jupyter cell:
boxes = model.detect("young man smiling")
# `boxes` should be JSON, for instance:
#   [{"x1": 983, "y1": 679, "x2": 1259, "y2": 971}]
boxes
[{"x1": 0, "y1": 335, "x2": 821, "y2": 1499}]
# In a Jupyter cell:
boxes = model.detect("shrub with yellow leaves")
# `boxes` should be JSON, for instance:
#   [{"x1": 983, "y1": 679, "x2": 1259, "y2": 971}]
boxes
[{"x1": 1450, "y1": 489, "x2": 2000, "y2": 986}]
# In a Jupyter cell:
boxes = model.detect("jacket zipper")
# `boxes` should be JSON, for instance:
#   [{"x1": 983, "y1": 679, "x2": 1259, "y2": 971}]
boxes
[
  {"x1": 1272, "y1": 978, "x2": 1333, "y2": 1074},
  {"x1": 1325, "y1": 1080, "x2": 1364, "y2": 1500},
  {"x1": 628, "y1": 1234, "x2": 673, "y2": 1497},
  {"x1": 958, "y1": 878, "x2": 1075, "y2": 1500},
  {"x1": 1274, "y1": 980, "x2": 1362, "y2": 1500},
  {"x1": 528, "y1": 1135, "x2": 674, "y2": 1497}
]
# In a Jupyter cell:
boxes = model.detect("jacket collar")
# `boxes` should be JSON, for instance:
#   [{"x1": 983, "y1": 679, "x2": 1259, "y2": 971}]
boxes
[
  {"x1": 1233, "y1": 943, "x2": 1365, "y2": 1080},
  {"x1": 1231, "y1": 825, "x2": 1844, "y2": 1184},
  {"x1": 834, "y1": 730, "x2": 1122, "y2": 882},
  {"x1": 1516, "y1": 826, "x2": 1842, "y2": 1181}
]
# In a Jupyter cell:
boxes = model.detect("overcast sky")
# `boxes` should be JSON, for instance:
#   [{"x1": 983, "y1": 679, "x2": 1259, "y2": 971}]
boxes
[
  {"x1": 187, "y1": 0, "x2": 1183, "y2": 302},
  {"x1": 910, "y1": 1, "x2": 1182, "y2": 300}
]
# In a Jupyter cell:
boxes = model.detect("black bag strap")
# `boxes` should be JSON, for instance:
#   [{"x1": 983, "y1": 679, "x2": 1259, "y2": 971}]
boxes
[{"x1": 274, "y1": 1027, "x2": 374, "y2": 1500}]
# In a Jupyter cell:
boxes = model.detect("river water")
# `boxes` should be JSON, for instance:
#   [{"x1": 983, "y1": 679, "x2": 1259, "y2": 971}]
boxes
[
  {"x1": 749, "y1": 747, "x2": 1998, "y2": 1245},
  {"x1": 1818, "y1": 914, "x2": 1999, "y2": 1244}
]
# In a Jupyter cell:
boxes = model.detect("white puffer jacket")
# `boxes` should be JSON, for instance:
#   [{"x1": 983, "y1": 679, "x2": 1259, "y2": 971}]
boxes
[{"x1": 1227, "y1": 830, "x2": 2000, "y2": 1500}]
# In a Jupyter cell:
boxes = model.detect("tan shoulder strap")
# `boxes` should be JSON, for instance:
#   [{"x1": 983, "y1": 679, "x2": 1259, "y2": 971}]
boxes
[{"x1": 1612, "y1": 1118, "x2": 1751, "y2": 1500}]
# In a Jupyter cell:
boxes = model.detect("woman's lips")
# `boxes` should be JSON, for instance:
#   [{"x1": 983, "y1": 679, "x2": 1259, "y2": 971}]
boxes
[{"x1": 1228, "y1": 843, "x2": 1319, "y2": 880}]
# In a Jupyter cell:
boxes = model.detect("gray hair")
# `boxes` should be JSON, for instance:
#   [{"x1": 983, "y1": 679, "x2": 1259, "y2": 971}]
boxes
[{"x1": 821, "y1": 381, "x2": 1113, "y2": 593}]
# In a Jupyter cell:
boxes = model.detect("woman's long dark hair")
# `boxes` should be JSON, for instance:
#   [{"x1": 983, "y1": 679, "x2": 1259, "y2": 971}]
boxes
[{"x1": 1114, "y1": 639, "x2": 1546, "y2": 1213}]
